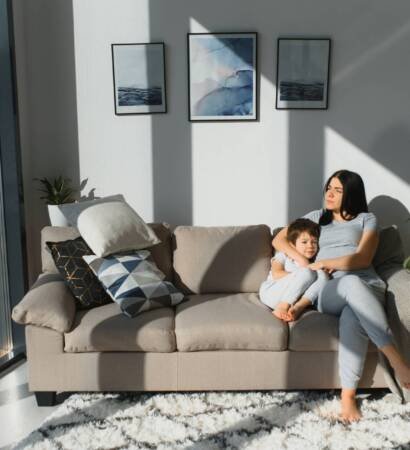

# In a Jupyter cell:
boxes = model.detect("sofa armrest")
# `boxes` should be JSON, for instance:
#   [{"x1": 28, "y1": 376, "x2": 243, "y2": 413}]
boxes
[
  {"x1": 12, "y1": 273, "x2": 76, "y2": 333},
  {"x1": 379, "y1": 266, "x2": 410, "y2": 342},
  {"x1": 378, "y1": 265, "x2": 410, "y2": 401}
]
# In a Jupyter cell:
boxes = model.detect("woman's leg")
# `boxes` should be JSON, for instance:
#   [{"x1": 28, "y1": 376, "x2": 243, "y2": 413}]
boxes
[
  {"x1": 319, "y1": 274, "x2": 409, "y2": 421},
  {"x1": 318, "y1": 275, "x2": 393, "y2": 349},
  {"x1": 318, "y1": 275, "x2": 386, "y2": 422}
]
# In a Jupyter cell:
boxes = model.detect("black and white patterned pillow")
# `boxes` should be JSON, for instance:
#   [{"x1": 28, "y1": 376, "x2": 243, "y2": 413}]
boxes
[
  {"x1": 83, "y1": 250, "x2": 184, "y2": 317},
  {"x1": 46, "y1": 238, "x2": 112, "y2": 309}
]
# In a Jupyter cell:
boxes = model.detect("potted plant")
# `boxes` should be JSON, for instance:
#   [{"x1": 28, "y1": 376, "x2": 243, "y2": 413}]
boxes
[
  {"x1": 35, "y1": 176, "x2": 76, "y2": 226},
  {"x1": 404, "y1": 256, "x2": 410, "y2": 272}
]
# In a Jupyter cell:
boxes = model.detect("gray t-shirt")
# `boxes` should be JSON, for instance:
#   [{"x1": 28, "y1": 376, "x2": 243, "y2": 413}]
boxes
[
  {"x1": 265, "y1": 252, "x2": 300, "y2": 283},
  {"x1": 302, "y1": 209, "x2": 382, "y2": 282}
]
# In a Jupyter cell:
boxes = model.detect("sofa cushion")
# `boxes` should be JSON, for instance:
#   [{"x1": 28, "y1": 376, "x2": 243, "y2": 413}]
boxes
[
  {"x1": 373, "y1": 225, "x2": 404, "y2": 271},
  {"x1": 288, "y1": 310, "x2": 377, "y2": 352},
  {"x1": 42, "y1": 223, "x2": 173, "y2": 280},
  {"x1": 84, "y1": 251, "x2": 184, "y2": 317},
  {"x1": 64, "y1": 302, "x2": 176, "y2": 352},
  {"x1": 57, "y1": 194, "x2": 125, "y2": 227},
  {"x1": 46, "y1": 237, "x2": 112, "y2": 309},
  {"x1": 173, "y1": 225, "x2": 272, "y2": 294},
  {"x1": 175, "y1": 293, "x2": 287, "y2": 351},
  {"x1": 77, "y1": 201, "x2": 160, "y2": 256}
]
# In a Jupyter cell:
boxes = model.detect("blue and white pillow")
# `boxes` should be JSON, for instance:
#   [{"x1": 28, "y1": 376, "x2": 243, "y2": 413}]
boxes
[{"x1": 83, "y1": 250, "x2": 184, "y2": 317}]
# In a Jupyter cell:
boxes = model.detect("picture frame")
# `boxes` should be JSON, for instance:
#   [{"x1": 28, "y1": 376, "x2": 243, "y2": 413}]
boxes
[
  {"x1": 111, "y1": 42, "x2": 167, "y2": 115},
  {"x1": 275, "y1": 38, "x2": 331, "y2": 110},
  {"x1": 187, "y1": 32, "x2": 258, "y2": 122}
]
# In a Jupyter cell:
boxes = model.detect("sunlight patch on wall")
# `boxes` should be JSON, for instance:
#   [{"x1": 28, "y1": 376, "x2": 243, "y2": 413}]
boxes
[{"x1": 324, "y1": 127, "x2": 409, "y2": 205}]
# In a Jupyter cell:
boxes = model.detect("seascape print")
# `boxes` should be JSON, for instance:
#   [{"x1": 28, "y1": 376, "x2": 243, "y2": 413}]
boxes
[
  {"x1": 188, "y1": 33, "x2": 257, "y2": 121},
  {"x1": 276, "y1": 39, "x2": 330, "y2": 109},
  {"x1": 112, "y1": 43, "x2": 166, "y2": 114}
]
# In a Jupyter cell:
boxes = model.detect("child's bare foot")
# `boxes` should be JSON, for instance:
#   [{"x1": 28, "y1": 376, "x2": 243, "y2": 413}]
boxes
[
  {"x1": 272, "y1": 302, "x2": 290, "y2": 321},
  {"x1": 287, "y1": 304, "x2": 306, "y2": 321},
  {"x1": 287, "y1": 298, "x2": 312, "y2": 322},
  {"x1": 340, "y1": 389, "x2": 362, "y2": 423}
]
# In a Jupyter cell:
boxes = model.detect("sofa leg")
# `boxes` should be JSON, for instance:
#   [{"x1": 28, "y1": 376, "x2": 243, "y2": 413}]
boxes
[{"x1": 34, "y1": 391, "x2": 57, "y2": 406}]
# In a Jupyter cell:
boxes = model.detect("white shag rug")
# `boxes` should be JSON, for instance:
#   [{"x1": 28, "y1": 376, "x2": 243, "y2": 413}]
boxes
[{"x1": 14, "y1": 390, "x2": 410, "y2": 450}]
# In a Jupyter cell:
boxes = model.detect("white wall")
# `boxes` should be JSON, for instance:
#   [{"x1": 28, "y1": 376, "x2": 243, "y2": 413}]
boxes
[{"x1": 14, "y1": 0, "x2": 410, "y2": 281}]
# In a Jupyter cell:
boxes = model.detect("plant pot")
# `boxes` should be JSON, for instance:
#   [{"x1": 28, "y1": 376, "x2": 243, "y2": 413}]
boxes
[{"x1": 47, "y1": 204, "x2": 70, "y2": 227}]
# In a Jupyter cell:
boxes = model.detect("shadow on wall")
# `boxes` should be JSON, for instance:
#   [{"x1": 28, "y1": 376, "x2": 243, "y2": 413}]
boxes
[
  {"x1": 14, "y1": 0, "x2": 81, "y2": 284},
  {"x1": 369, "y1": 195, "x2": 410, "y2": 256}
]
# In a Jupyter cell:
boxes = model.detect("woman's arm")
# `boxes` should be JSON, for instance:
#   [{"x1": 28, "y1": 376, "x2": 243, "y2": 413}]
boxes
[
  {"x1": 272, "y1": 227, "x2": 309, "y2": 267},
  {"x1": 271, "y1": 259, "x2": 289, "y2": 280},
  {"x1": 309, "y1": 230, "x2": 379, "y2": 271}
]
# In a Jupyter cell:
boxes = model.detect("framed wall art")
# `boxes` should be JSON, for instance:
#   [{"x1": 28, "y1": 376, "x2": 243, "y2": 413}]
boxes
[
  {"x1": 187, "y1": 32, "x2": 257, "y2": 121},
  {"x1": 275, "y1": 38, "x2": 331, "y2": 110},
  {"x1": 111, "y1": 42, "x2": 167, "y2": 115}
]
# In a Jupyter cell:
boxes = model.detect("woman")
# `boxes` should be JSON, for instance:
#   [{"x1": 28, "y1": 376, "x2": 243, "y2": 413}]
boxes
[{"x1": 272, "y1": 169, "x2": 410, "y2": 423}]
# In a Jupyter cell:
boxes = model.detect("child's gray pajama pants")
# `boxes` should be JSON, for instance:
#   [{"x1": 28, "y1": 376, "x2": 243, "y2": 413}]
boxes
[
  {"x1": 259, "y1": 268, "x2": 328, "y2": 309},
  {"x1": 317, "y1": 273, "x2": 393, "y2": 389}
]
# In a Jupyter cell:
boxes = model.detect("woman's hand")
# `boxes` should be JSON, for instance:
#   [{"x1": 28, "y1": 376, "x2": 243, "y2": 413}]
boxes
[
  {"x1": 309, "y1": 260, "x2": 334, "y2": 274},
  {"x1": 309, "y1": 260, "x2": 325, "y2": 271}
]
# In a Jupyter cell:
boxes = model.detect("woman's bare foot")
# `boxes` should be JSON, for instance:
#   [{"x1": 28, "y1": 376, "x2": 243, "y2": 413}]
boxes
[
  {"x1": 380, "y1": 344, "x2": 410, "y2": 389},
  {"x1": 393, "y1": 362, "x2": 410, "y2": 389},
  {"x1": 340, "y1": 389, "x2": 362, "y2": 423},
  {"x1": 287, "y1": 298, "x2": 312, "y2": 322},
  {"x1": 272, "y1": 302, "x2": 290, "y2": 321}
]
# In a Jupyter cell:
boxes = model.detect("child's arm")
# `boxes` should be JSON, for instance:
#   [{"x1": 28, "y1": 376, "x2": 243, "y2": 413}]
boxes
[{"x1": 271, "y1": 259, "x2": 289, "y2": 280}]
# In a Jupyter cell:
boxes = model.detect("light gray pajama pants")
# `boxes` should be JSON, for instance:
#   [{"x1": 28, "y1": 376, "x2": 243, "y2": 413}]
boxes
[
  {"x1": 259, "y1": 268, "x2": 328, "y2": 309},
  {"x1": 317, "y1": 273, "x2": 393, "y2": 389}
]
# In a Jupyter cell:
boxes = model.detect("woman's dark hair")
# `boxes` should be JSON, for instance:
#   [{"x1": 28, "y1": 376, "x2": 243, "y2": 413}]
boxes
[
  {"x1": 319, "y1": 170, "x2": 368, "y2": 226},
  {"x1": 287, "y1": 218, "x2": 320, "y2": 245}
]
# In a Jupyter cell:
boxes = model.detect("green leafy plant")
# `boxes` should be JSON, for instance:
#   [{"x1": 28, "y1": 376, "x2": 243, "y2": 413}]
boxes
[
  {"x1": 404, "y1": 256, "x2": 410, "y2": 271},
  {"x1": 35, "y1": 176, "x2": 76, "y2": 205}
]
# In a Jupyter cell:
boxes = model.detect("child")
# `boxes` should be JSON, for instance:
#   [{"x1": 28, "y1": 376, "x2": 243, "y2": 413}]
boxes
[{"x1": 259, "y1": 218, "x2": 328, "y2": 322}]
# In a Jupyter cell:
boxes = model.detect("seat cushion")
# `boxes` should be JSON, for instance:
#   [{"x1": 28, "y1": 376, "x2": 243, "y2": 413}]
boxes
[
  {"x1": 64, "y1": 303, "x2": 176, "y2": 352},
  {"x1": 289, "y1": 310, "x2": 377, "y2": 352},
  {"x1": 173, "y1": 225, "x2": 272, "y2": 294},
  {"x1": 175, "y1": 293, "x2": 287, "y2": 351}
]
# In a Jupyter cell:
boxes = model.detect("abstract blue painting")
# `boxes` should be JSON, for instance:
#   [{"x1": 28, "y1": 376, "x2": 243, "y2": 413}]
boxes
[
  {"x1": 188, "y1": 33, "x2": 257, "y2": 121},
  {"x1": 111, "y1": 43, "x2": 167, "y2": 115}
]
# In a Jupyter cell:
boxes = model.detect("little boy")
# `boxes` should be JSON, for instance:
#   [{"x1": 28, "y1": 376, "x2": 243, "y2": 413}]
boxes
[{"x1": 259, "y1": 218, "x2": 328, "y2": 322}]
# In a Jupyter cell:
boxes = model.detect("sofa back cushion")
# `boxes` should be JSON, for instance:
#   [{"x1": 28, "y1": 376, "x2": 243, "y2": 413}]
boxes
[
  {"x1": 373, "y1": 225, "x2": 404, "y2": 271},
  {"x1": 173, "y1": 225, "x2": 272, "y2": 294},
  {"x1": 41, "y1": 223, "x2": 173, "y2": 281}
]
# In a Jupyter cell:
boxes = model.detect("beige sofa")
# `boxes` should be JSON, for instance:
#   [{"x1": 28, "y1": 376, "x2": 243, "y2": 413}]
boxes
[{"x1": 12, "y1": 223, "x2": 410, "y2": 406}]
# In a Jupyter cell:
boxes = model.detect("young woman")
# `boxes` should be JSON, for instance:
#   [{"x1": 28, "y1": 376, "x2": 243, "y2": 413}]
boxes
[{"x1": 272, "y1": 169, "x2": 410, "y2": 423}]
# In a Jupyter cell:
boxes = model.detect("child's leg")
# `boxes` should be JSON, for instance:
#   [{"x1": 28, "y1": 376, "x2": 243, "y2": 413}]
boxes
[
  {"x1": 259, "y1": 268, "x2": 317, "y2": 320},
  {"x1": 287, "y1": 270, "x2": 329, "y2": 321}
]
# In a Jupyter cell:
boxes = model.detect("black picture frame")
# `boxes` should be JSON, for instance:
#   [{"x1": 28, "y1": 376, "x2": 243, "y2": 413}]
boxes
[
  {"x1": 111, "y1": 42, "x2": 167, "y2": 115},
  {"x1": 187, "y1": 32, "x2": 258, "y2": 122},
  {"x1": 275, "y1": 38, "x2": 331, "y2": 110}
]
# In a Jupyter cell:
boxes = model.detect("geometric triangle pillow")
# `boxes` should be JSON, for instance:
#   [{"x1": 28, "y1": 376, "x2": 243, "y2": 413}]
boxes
[{"x1": 83, "y1": 250, "x2": 185, "y2": 317}]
